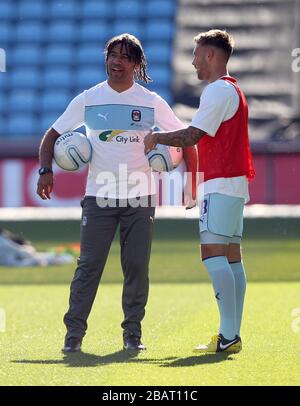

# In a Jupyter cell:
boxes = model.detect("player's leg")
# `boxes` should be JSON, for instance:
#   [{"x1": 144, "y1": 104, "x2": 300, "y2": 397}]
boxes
[
  {"x1": 63, "y1": 197, "x2": 119, "y2": 351},
  {"x1": 228, "y1": 239, "x2": 247, "y2": 338},
  {"x1": 194, "y1": 193, "x2": 243, "y2": 353},
  {"x1": 119, "y1": 197, "x2": 155, "y2": 350},
  {"x1": 201, "y1": 241, "x2": 237, "y2": 342}
]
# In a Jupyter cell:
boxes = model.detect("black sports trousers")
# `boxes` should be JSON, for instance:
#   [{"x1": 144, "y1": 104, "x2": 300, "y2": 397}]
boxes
[{"x1": 64, "y1": 196, "x2": 155, "y2": 340}]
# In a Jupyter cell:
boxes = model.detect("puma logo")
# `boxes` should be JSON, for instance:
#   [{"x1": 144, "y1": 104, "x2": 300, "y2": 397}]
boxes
[{"x1": 97, "y1": 113, "x2": 109, "y2": 120}]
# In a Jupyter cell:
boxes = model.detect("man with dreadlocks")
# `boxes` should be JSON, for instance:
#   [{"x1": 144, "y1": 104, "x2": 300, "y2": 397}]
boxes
[{"x1": 37, "y1": 33, "x2": 197, "y2": 353}]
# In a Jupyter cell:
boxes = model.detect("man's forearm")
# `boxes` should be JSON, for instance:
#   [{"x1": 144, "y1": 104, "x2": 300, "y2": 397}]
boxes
[
  {"x1": 39, "y1": 127, "x2": 61, "y2": 168},
  {"x1": 156, "y1": 126, "x2": 205, "y2": 147}
]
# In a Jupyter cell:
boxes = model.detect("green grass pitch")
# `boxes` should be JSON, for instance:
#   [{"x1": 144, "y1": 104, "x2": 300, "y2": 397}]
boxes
[{"x1": 0, "y1": 219, "x2": 299, "y2": 386}]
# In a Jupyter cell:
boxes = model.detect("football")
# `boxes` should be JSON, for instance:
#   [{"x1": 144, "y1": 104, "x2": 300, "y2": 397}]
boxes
[
  {"x1": 147, "y1": 144, "x2": 183, "y2": 172},
  {"x1": 53, "y1": 132, "x2": 92, "y2": 171}
]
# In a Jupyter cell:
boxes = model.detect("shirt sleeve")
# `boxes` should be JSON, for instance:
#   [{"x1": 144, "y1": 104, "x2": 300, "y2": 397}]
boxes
[
  {"x1": 190, "y1": 84, "x2": 238, "y2": 137},
  {"x1": 153, "y1": 95, "x2": 185, "y2": 131},
  {"x1": 51, "y1": 92, "x2": 85, "y2": 135}
]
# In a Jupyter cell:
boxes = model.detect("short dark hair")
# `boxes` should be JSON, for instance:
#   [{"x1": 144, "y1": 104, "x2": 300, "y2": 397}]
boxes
[
  {"x1": 105, "y1": 33, "x2": 152, "y2": 83},
  {"x1": 194, "y1": 29, "x2": 234, "y2": 60}
]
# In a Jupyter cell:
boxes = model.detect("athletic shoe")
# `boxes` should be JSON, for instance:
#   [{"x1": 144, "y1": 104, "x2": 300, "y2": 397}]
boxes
[
  {"x1": 62, "y1": 337, "x2": 82, "y2": 353},
  {"x1": 193, "y1": 334, "x2": 242, "y2": 353},
  {"x1": 123, "y1": 335, "x2": 146, "y2": 351}
]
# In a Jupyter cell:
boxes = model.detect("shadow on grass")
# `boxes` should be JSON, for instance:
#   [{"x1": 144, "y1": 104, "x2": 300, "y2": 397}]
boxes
[
  {"x1": 159, "y1": 352, "x2": 234, "y2": 367},
  {"x1": 11, "y1": 350, "x2": 177, "y2": 368},
  {"x1": 11, "y1": 350, "x2": 234, "y2": 368}
]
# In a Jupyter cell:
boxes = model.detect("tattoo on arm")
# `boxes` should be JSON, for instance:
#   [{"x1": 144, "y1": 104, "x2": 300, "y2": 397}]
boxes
[{"x1": 156, "y1": 126, "x2": 206, "y2": 147}]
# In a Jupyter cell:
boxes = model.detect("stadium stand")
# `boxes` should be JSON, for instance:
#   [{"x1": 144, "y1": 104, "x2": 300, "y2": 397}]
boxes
[
  {"x1": 173, "y1": 0, "x2": 300, "y2": 146},
  {"x1": 0, "y1": 0, "x2": 177, "y2": 153}
]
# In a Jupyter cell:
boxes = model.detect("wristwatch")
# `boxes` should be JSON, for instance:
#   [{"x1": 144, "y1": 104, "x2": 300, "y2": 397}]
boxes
[{"x1": 38, "y1": 167, "x2": 53, "y2": 176}]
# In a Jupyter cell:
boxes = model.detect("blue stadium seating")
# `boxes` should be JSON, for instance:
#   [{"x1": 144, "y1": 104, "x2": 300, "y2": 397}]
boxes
[
  {"x1": 82, "y1": 1, "x2": 111, "y2": 18},
  {"x1": 17, "y1": 1, "x2": 48, "y2": 20},
  {"x1": 75, "y1": 67, "x2": 105, "y2": 89},
  {"x1": 48, "y1": 22, "x2": 76, "y2": 43},
  {"x1": 40, "y1": 113, "x2": 61, "y2": 133},
  {"x1": 154, "y1": 88, "x2": 173, "y2": 105},
  {"x1": 146, "y1": 21, "x2": 174, "y2": 41},
  {"x1": 80, "y1": 22, "x2": 111, "y2": 42},
  {"x1": 114, "y1": 1, "x2": 143, "y2": 18},
  {"x1": 149, "y1": 66, "x2": 171, "y2": 87},
  {"x1": 0, "y1": 115, "x2": 5, "y2": 136},
  {"x1": 0, "y1": 23, "x2": 13, "y2": 44},
  {"x1": 78, "y1": 45, "x2": 105, "y2": 65},
  {"x1": 145, "y1": 44, "x2": 172, "y2": 64},
  {"x1": 49, "y1": 1, "x2": 79, "y2": 19},
  {"x1": 12, "y1": 46, "x2": 41, "y2": 67},
  {"x1": 41, "y1": 90, "x2": 71, "y2": 112},
  {"x1": 16, "y1": 23, "x2": 46, "y2": 43},
  {"x1": 0, "y1": 74, "x2": 9, "y2": 91},
  {"x1": 9, "y1": 90, "x2": 39, "y2": 113},
  {"x1": 44, "y1": 45, "x2": 75, "y2": 66},
  {"x1": 0, "y1": 92, "x2": 7, "y2": 114},
  {"x1": 8, "y1": 114, "x2": 38, "y2": 136},
  {"x1": 0, "y1": 2, "x2": 14, "y2": 20},
  {"x1": 112, "y1": 21, "x2": 143, "y2": 40},
  {"x1": 44, "y1": 67, "x2": 73, "y2": 88},
  {"x1": 146, "y1": 0, "x2": 175, "y2": 18},
  {"x1": 10, "y1": 68, "x2": 41, "y2": 90},
  {"x1": 1, "y1": 0, "x2": 177, "y2": 138}
]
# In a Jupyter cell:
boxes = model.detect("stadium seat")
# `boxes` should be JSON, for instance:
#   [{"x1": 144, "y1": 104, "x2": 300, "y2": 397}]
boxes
[
  {"x1": 112, "y1": 21, "x2": 143, "y2": 40},
  {"x1": 48, "y1": 22, "x2": 75, "y2": 43},
  {"x1": 16, "y1": 23, "x2": 46, "y2": 43},
  {"x1": 17, "y1": 1, "x2": 48, "y2": 20},
  {"x1": 145, "y1": 44, "x2": 171, "y2": 64},
  {"x1": 155, "y1": 88, "x2": 173, "y2": 105},
  {"x1": 0, "y1": 92, "x2": 7, "y2": 114},
  {"x1": 0, "y1": 73, "x2": 9, "y2": 90},
  {"x1": 0, "y1": 116, "x2": 6, "y2": 137},
  {"x1": 43, "y1": 67, "x2": 73, "y2": 88},
  {"x1": 50, "y1": 1, "x2": 78, "y2": 19},
  {"x1": 0, "y1": 23, "x2": 13, "y2": 44},
  {"x1": 80, "y1": 22, "x2": 111, "y2": 42},
  {"x1": 78, "y1": 45, "x2": 104, "y2": 65},
  {"x1": 12, "y1": 46, "x2": 41, "y2": 67},
  {"x1": 75, "y1": 67, "x2": 105, "y2": 90},
  {"x1": 145, "y1": 21, "x2": 174, "y2": 41},
  {"x1": 8, "y1": 114, "x2": 38, "y2": 136},
  {"x1": 145, "y1": 84, "x2": 173, "y2": 105},
  {"x1": 81, "y1": 0, "x2": 110, "y2": 18},
  {"x1": 9, "y1": 90, "x2": 39, "y2": 113},
  {"x1": 148, "y1": 66, "x2": 170, "y2": 87},
  {"x1": 41, "y1": 90, "x2": 71, "y2": 112},
  {"x1": 0, "y1": 2, "x2": 14, "y2": 20},
  {"x1": 40, "y1": 113, "x2": 61, "y2": 133},
  {"x1": 114, "y1": 0, "x2": 143, "y2": 18},
  {"x1": 146, "y1": 0, "x2": 176, "y2": 18},
  {"x1": 44, "y1": 45, "x2": 74, "y2": 66},
  {"x1": 10, "y1": 68, "x2": 41, "y2": 90}
]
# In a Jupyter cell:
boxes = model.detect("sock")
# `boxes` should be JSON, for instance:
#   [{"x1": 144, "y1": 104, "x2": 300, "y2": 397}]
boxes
[
  {"x1": 203, "y1": 256, "x2": 236, "y2": 340},
  {"x1": 230, "y1": 261, "x2": 247, "y2": 337}
]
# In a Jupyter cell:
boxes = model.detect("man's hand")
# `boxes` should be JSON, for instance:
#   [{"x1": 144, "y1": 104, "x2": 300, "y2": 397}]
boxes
[
  {"x1": 144, "y1": 131, "x2": 158, "y2": 155},
  {"x1": 37, "y1": 173, "x2": 54, "y2": 200},
  {"x1": 184, "y1": 179, "x2": 197, "y2": 210},
  {"x1": 184, "y1": 193, "x2": 197, "y2": 210}
]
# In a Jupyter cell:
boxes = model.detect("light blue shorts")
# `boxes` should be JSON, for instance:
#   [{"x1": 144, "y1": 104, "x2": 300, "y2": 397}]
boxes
[{"x1": 199, "y1": 193, "x2": 245, "y2": 245}]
